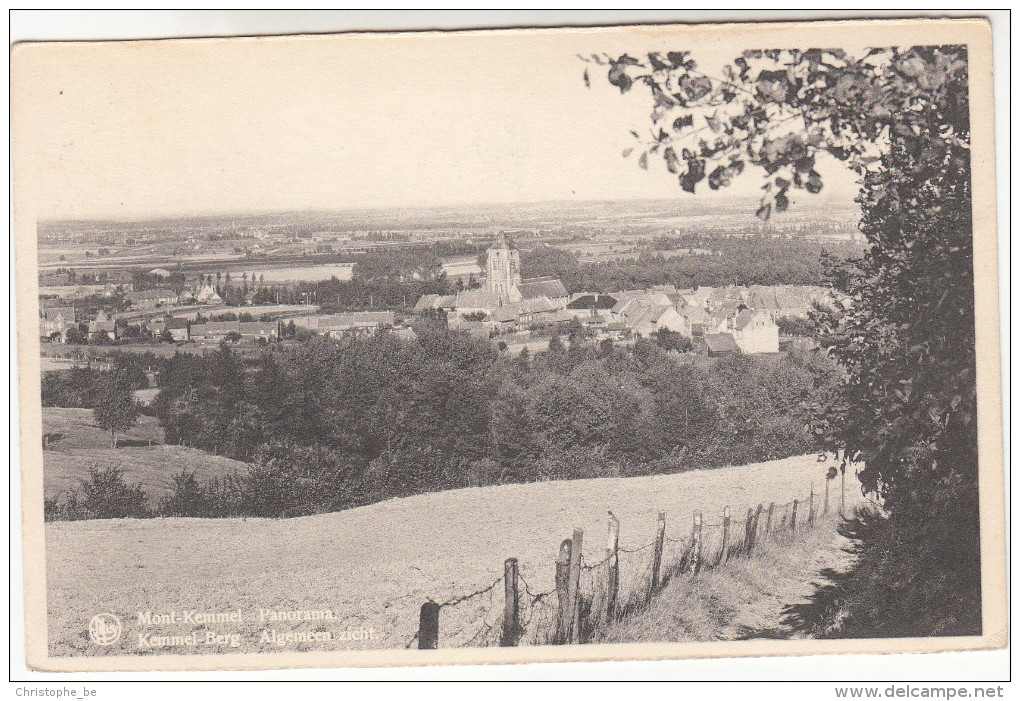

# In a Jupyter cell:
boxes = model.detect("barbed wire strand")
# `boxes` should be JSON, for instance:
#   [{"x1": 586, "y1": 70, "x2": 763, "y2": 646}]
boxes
[{"x1": 408, "y1": 481, "x2": 830, "y2": 648}]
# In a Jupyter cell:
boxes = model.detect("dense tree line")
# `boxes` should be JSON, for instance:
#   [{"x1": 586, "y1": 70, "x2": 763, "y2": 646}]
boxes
[
  {"x1": 41, "y1": 352, "x2": 155, "y2": 408},
  {"x1": 517, "y1": 235, "x2": 861, "y2": 294},
  {"x1": 70, "y1": 328, "x2": 840, "y2": 519}
]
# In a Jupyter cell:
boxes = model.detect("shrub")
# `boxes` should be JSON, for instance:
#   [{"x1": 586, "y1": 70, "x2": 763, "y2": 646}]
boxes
[
  {"x1": 158, "y1": 470, "x2": 210, "y2": 517},
  {"x1": 58, "y1": 466, "x2": 151, "y2": 520}
]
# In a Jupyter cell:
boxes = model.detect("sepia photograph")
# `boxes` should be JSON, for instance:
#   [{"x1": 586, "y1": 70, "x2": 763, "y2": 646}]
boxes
[{"x1": 11, "y1": 13, "x2": 1005, "y2": 675}]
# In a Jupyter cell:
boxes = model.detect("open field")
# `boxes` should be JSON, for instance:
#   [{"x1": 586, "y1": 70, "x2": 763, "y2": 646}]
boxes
[
  {"x1": 42, "y1": 408, "x2": 247, "y2": 500},
  {"x1": 44, "y1": 454, "x2": 862, "y2": 656},
  {"x1": 43, "y1": 408, "x2": 164, "y2": 450}
]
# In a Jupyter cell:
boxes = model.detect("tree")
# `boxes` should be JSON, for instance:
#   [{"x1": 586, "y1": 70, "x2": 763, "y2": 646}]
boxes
[
  {"x1": 93, "y1": 375, "x2": 140, "y2": 447},
  {"x1": 590, "y1": 45, "x2": 978, "y2": 634}
]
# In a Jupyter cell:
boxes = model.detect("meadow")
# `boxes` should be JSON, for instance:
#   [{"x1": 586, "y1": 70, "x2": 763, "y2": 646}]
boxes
[{"x1": 44, "y1": 453, "x2": 857, "y2": 655}]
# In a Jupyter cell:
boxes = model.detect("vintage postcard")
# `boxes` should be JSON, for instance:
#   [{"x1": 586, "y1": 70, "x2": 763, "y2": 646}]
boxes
[{"x1": 12, "y1": 17, "x2": 1004, "y2": 672}]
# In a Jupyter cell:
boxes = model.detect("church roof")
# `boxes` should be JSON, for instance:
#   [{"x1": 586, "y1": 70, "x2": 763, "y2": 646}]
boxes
[
  {"x1": 517, "y1": 277, "x2": 568, "y2": 300},
  {"x1": 413, "y1": 294, "x2": 440, "y2": 313},
  {"x1": 453, "y1": 287, "x2": 501, "y2": 308}
]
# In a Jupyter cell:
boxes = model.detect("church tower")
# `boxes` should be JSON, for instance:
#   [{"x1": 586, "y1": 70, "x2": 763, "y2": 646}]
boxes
[{"x1": 486, "y1": 231, "x2": 521, "y2": 304}]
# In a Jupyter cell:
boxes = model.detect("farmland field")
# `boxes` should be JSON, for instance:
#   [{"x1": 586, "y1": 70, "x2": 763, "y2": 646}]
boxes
[
  {"x1": 44, "y1": 454, "x2": 860, "y2": 656},
  {"x1": 42, "y1": 408, "x2": 247, "y2": 499}
]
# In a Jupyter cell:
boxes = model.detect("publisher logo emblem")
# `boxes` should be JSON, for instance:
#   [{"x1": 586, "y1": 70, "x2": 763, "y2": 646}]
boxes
[{"x1": 88, "y1": 613, "x2": 122, "y2": 645}]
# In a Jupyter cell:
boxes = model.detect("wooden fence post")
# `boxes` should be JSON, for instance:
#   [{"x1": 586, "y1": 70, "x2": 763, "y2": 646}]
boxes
[
  {"x1": 766, "y1": 502, "x2": 776, "y2": 536},
  {"x1": 718, "y1": 506, "x2": 731, "y2": 565},
  {"x1": 751, "y1": 504, "x2": 763, "y2": 552},
  {"x1": 567, "y1": 527, "x2": 584, "y2": 644},
  {"x1": 501, "y1": 558, "x2": 519, "y2": 647},
  {"x1": 824, "y1": 477, "x2": 830, "y2": 516},
  {"x1": 555, "y1": 539, "x2": 572, "y2": 644},
  {"x1": 691, "y1": 511, "x2": 703, "y2": 575},
  {"x1": 606, "y1": 514, "x2": 620, "y2": 622},
  {"x1": 791, "y1": 499, "x2": 799, "y2": 534},
  {"x1": 418, "y1": 602, "x2": 440, "y2": 649},
  {"x1": 808, "y1": 484, "x2": 815, "y2": 527},
  {"x1": 744, "y1": 507, "x2": 754, "y2": 554},
  {"x1": 649, "y1": 512, "x2": 666, "y2": 598},
  {"x1": 840, "y1": 468, "x2": 846, "y2": 517}
]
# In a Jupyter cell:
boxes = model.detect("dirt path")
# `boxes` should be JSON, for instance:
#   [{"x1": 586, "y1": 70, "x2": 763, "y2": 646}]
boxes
[
  {"x1": 599, "y1": 516, "x2": 858, "y2": 644},
  {"x1": 721, "y1": 525, "x2": 856, "y2": 640}
]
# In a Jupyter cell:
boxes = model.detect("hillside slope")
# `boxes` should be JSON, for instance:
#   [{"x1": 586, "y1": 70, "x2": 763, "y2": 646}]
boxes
[
  {"x1": 45, "y1": 454, "x2": 856, "y2": 656},
  {"x1": 42, "y1": 408, "x2": 247, "y2": 499}
]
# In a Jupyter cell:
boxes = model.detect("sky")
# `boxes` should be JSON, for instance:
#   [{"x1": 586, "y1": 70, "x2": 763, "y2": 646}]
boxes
[{"x1": 13, "y1": 25, "x2": 863, "y2": 221}]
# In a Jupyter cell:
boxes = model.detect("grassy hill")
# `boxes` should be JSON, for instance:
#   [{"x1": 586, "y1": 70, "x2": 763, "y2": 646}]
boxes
[
  {"x1": 42, "y1": 408, "x2": 247, "y2": 500},
  {"x1": 44, "y1": 454, "x2": 860, "y2": 657}
]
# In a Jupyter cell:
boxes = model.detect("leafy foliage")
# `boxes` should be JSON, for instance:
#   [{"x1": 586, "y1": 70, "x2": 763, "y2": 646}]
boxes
[
  {"x1": 590, "y1": 44, "x2": 979, "y2": 635},
  {"x1": 584, "y1": 46, "x2": 968, "y2": 218},
  {"x1": 92, "y1": 372, "x2": 140, "y2": 446},
  {"x1": 47, "y1": 466, "x2": 151, "y2": 520}
]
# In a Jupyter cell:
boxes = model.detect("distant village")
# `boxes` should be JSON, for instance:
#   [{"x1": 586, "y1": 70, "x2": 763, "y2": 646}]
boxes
[{"x1": 38, "y1": 232, "x2": 831, "y2": 358}]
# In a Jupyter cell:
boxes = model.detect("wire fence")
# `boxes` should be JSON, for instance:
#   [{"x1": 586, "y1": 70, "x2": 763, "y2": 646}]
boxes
[{"x1": 407, "y1": 476, "x2": 844, "y2": 649}]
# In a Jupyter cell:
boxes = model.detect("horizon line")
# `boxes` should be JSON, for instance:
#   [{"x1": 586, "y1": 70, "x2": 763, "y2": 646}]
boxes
[{"x1": 38, "y1": 192, "x2": 858, "y2": 227}]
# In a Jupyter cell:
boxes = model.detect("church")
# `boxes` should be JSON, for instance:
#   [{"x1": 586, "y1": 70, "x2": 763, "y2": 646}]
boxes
[{"x1": 413, "y1": 232, "x2": 569, "y2": 327}]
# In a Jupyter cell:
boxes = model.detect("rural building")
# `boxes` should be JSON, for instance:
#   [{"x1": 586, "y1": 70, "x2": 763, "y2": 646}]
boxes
[
  {"x1": 291, "y1": 311, "x2": 395, "y2": 337},
  {"x1": 196, "y1": 284, "x2": 223, "y2": 304},
  {"x1": 125, "y1": 288, "x2": 177, "y2": 310},
  {"x1": 713, "y1": 309, "x2": 780, "y2": 354},
  {"x1": 239, "y1": 321, "x2": 279, "y2": 341},
  {"x1": 39, "y1": 307, "x2": 78, "y2": 342},
  {"x1": 165, "y1": 317, "x2": 190, "y2": 342},
  {"x1": 704, "y1": 333, "x2": 739, "y2": 357},
  {"x1": 567, "y1": 293, "x2": 619, "y2": 314},
  {"x1": 87, "y1": 310, "x2": 116, "y2": 341},
  {"x1": 188, "y1": 320, "x2": 239, "y2": 343}
]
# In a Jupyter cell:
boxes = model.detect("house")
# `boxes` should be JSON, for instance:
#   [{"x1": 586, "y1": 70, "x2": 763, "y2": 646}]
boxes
[
  {"x1": 189, "y1": 320, "x2": 240, "y2": 343},
  {"x1": 177, "y1": 290, "x2": 196, "y2": 304},
  {"x1": 705, "y1": 333, "x2": 740, "y2": 357},
  {"x1": 716, "y1": 309, "x2": 780, "y2": 354},
  {"x1": 516, "y1": 276, "x2": 569, "y2": 310},
  {"x1": 292, "y1": 311, "x2": 395, "y2": 337},
  {"x1": 613, "y1": 297, "x2": 692, "y2": 338},
  {"x1": 144, "y1": 317, "x2": 166, "y2": 337},
  {"x1": 489, "y1": 306, "x2": 519, "y2": 330},
  {"x1": 239, "y1": 321, "x2": 279, "y2": 342},
  {"x1": 679, "y1": 305, "x2": 711, "y2": 337},
  {"x1": 413, "y1": 294, "x2": 442, "y2": 315},
  {"x1": 566, "y1": 293, "x2": 618, "y2": 313},
  {"x1": 196, "y1": 284, "x2": 223, "y2": 304},
  {"x1": 40, "y1": 307, "x2": 78, "y2": 342},
  {"x1": 125, "y1": 288, "x2": 177, "y2": 310},
  {"x1": 165, "y1": 317, "x2": 190, "y2": 342},
  {"x1": 88, "y1": 310, "x2": 116, "y2": 341}
]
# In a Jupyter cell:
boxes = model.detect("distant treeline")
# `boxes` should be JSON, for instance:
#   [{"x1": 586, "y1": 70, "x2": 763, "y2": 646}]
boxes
[
  {"x1": 297, "y1": 234, "x2": 859, "y2": 312},
  {"x1": 521, "y1": 235, "x2": 864, "y2": 293}
]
